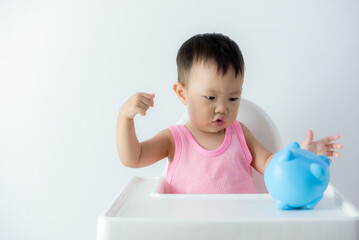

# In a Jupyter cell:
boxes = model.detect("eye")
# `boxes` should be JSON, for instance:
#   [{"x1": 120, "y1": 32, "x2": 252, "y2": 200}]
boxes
[
  {"x1": 205, "y1": 96, "x2": 215, "y2": 100},
  {"x1": 229, "y1": 97, "x2": 239, "y2": 102}
]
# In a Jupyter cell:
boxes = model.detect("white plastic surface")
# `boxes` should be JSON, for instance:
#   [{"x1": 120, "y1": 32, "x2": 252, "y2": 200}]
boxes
[
  {"x1": 98, "y1": 99, "x2": 358, "y2": 239},
  {"x1": 97, "y1": 177, "x2": 359, "y2": 240}
]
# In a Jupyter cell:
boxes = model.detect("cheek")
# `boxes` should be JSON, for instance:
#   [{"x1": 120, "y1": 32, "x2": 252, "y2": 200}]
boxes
[
  {"x1": 187, "y1": 101, "x2": 211, "y2": 120},
  {"x1": 230, "y1": 104, "x2": 240, "y2": 119}
]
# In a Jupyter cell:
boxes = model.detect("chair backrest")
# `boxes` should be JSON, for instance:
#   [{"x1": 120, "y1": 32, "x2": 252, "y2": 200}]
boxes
[{"x1": 162, "y1": 98, "x2": 282, "y2": 193}]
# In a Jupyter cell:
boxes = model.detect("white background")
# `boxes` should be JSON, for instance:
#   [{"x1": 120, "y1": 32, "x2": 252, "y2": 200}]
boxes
[{"x1": 1, "y1": 0, "x2": 358, "y2": 239}]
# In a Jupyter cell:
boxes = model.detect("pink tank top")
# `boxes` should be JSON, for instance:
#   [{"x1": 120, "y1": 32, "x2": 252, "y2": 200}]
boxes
[{"x1": 167, "y1": 121, "x2": 257, "y2": 194}]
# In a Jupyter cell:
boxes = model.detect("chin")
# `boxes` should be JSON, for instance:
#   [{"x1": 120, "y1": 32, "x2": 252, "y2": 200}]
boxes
[{"x1": 210, "y1": 125, "x2": 227, "y2": 133}]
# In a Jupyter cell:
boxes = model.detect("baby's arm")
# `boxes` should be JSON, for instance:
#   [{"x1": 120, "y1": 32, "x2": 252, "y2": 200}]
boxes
[
  {"x1": 241, "y1": 123, "x2": 274, "y2": 174},
  {"x1": 116, "y1": 92, "x2": 173, "y2": 168},
  {"x1": 241, "y1": 123, "x2": 343, "y2": 174}
]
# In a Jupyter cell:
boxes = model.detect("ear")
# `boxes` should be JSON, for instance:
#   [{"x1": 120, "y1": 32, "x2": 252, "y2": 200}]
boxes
[
  {"x1": 278, "y1": 150, "x2": 295, "y2": 163},
  {"x1": 173, "y1": 82, "x2": 187, "y2": 105},
  {"x1": 310, "y1": 163, "x2": 326, "y2": 181},
  {"x1": 285, "y1": 142, "x2": 301, "y2": 150}
]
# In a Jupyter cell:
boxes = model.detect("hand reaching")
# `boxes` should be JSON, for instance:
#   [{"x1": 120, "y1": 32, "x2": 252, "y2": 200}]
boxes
[{"x1": 300, "y1": 130, "x2": 343, "y2": 162}]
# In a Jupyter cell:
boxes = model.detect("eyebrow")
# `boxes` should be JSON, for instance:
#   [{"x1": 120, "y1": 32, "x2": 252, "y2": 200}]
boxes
[
  {"x1": 230, "y1": 90, "x2": 242, "y2": 94},
  {"x1": 203, "y1": 88, "x2": 242, "y2": 94}
]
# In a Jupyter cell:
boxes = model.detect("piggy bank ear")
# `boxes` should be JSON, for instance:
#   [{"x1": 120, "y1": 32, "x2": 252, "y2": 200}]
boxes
[
  {"x1": 278, "y1": 150, "x2": 295, "y2": 163},
  {"x1": 285, "y1": 142, "x2": 301, "y2": 150},
  {"x1": 319, "y1": 155, "x2": 331, "y2": 166},
  {"x1": 310, "y1": 163, "x2": 325, "y2": 181}
]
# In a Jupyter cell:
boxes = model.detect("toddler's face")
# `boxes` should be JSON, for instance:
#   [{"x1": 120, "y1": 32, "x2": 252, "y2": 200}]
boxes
[{"x1": 185, "y1": 60, "x2": 244, "y2": 133}]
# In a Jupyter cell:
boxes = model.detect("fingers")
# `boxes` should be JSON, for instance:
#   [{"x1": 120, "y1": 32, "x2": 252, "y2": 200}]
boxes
[
  {"x1": 138, "y1": 97, "x2": 152, "y2": 110},
  {"x1": 120, "y1": 92, "x2": 156, "y2": 119},
  {"x1": 322, "y1": 136, "x2": 342, "y2": 159},
  {"x1": 325, "y1": 143, "x2": 343, "y2": 150},
  {"x1": 327, "y1": 151, "x2": 341, "y2": 158},
  {"x1": 139, "y1": 92, "x2": 155, "y2": 107},
  {"x1": 322, "y1": 134, "x2": 340, "y2": 144},
  {"x1": 302, "y1": 131, "x2": 343, "y2": 160},
  {"x1": 134, "y1": 92, "x2": 155, "y2": 116},
  {"x1": 306, "y1": 130, "x2": 314, "y2": 143},
  {"x1": 301, "y1": 130, "x2": 314, "y2": 147}
]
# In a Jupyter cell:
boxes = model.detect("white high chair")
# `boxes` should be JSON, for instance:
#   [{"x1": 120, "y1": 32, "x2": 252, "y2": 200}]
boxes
[{"x1": 97, "y1": 99, "x2": 359, "y2": 240}]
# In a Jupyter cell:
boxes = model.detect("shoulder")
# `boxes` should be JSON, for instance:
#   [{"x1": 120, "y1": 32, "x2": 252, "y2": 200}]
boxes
[
  {"x1": 232, "y1": 120, "x2": 251, "y2": 140},
  {"x1": 157, "y1": 128, "x2": 176, "y2": 163},
  {"x1": 238, "y1": 121, "x2": 251, "y2": 137},
  {"x1": 155, "y1": 128, "x2": 174, "y2": 144},
  {"x1": 238, "y1": 121, "x2": 256, "y2": 145},
  {"x1": 143, "y1": 128, "x2": 174, "y2": 152}
]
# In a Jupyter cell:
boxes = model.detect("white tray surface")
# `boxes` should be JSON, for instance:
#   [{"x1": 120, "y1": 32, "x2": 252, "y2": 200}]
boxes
[{"x1": 104, "y1": 177, "x2": 359, "y2": 221}]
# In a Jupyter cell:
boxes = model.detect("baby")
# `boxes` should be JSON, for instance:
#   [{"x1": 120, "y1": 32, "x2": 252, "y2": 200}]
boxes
[{"x1": 116, "y1": 33, "x2": 342, "y2": 194}]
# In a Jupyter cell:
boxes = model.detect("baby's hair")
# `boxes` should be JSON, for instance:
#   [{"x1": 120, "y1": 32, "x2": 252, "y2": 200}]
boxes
[{"x1": 176, "y1": 33, "x2": 245, "y2": 86}]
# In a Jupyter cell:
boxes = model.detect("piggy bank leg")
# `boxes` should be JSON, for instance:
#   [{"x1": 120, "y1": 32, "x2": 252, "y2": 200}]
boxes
[
  {"x1": 276, "y1": 200, "x2": 290, "y2": 210},
  {"x1": 305, "y1": 195, "x2": 323, "y2": 209}
]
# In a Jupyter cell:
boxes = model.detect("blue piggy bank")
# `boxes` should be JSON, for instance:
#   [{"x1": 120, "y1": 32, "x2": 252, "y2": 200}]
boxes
[{"x1": 264, "y1": 142, "x2": 330, "y2": 210}]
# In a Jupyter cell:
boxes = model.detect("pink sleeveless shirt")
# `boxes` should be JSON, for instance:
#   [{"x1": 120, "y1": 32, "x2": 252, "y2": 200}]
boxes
[{"x1": 167, "y1": 120, "x2": 257, "y2": 194}]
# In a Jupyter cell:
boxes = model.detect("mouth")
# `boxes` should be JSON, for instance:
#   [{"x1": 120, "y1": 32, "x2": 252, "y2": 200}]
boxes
[{"x1": 213, "y1": 117, "x2": 225, "y2": 126}]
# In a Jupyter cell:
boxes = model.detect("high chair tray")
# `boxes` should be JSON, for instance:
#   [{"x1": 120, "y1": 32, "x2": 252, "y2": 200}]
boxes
[{"x1": 97, "y1": 177, "x2": 359, "y2": 240}]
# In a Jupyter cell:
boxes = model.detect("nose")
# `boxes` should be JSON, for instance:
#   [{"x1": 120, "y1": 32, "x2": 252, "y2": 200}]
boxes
[{"x1": 215, "y1": 101, "x2": 227, "y2": 114}]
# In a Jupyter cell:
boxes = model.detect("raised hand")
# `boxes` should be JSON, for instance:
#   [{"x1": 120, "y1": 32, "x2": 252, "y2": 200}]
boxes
[
  {"x1": 300, "y1": 130, "x2": 343, "y2": 162},
  {"x1": 119, "y1": 92, "x2": 155, "y2": 119}
]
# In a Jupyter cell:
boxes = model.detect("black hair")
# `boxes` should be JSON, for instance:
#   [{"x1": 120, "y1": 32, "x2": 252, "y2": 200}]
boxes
[{"x1": 176, "y1": 33, "x2": 245, "y2": 85}]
